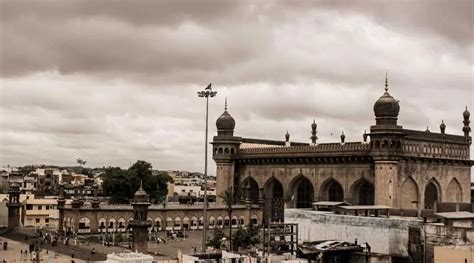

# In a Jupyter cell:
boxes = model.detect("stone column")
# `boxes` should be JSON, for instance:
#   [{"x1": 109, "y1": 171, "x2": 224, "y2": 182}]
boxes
[{"x1": 374, "y1": 161, "x2": 399, "y2": 207}]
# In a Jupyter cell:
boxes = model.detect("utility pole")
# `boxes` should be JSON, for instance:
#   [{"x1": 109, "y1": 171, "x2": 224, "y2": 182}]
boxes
[{"x1": 197, "y1": 83, "x2": 217, "y2": 252}]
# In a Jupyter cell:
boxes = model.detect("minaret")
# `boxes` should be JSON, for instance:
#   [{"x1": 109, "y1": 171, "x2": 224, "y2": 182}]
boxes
[
  {"x1": 370, "y1": 73, "x2": 404, "y2": 207},
  {"x1": 310, "y1": 120, "x2": 318, "y2": 145},
  {"x1": 212, "y1": 99, "x2": 241, "y2": 205},
  {"x1": 7, "y1": 182, "x2": 21, "y2": 231},
  {"x1": 129, "y1": 182, "x2": 152, "y2": 253}
]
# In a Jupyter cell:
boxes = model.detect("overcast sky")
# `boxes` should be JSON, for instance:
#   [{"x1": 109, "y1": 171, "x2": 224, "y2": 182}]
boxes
[{"x1": 0, "y1": 0, "x2": 473, "y2": 173}]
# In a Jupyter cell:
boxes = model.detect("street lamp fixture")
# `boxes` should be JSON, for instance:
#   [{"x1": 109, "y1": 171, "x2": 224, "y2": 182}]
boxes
[{"x1": 197, "y1": 83, "x2": 217, "y2": 252}]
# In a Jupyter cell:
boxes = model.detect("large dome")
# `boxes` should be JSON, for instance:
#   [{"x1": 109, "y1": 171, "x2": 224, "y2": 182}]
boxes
[
  {"x1": 373, "y1": 91, "x2": 400, "y2": 119},
  {"x1": 216, "y1": 110, "x2": 235, "y2": 131}
]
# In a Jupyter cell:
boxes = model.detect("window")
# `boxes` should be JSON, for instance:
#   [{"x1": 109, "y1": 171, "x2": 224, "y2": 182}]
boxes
[
  {"x1": 45, "y1": 218, "x2": 49, "y2": 223},
  {"x1": 37, "y1": 205, "x2": 42, "y2": 210},
  {"x1": 26, "y1": 205, "x2": 33, "y2": 210},
  {"x1": 46, "y1": 206, "x2": 50, "y2": 210},
  {"x1": 35, "y1": 218, "x2": 40, "y2": 223}
]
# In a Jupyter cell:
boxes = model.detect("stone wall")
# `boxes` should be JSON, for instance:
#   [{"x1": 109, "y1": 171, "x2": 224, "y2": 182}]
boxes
[
  {"x1": 285, "y1": 209, "x2": 421, "y2": 257},
  {"x1": 285, "y1": 209, "x2": 474, "y2": 261}
]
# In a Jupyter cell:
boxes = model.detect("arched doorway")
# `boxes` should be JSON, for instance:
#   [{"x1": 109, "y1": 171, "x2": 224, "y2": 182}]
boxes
[
  {"x1": 264, "y1": 178, "x2": 284, "y2": 224},
  {"x1": 424, "y1": 181, "x2": 439, "y2": 209},
  {"x1": 242, "y1": 177, "x2": 259, "y2": 203},
  {"x1": 321, "y1": 179, "x2": 344, "y2": 202},
  {"x1": 293, "y1": 177, "x2": 314, "y2": 208},
  {"x1": 352, "y1": 179, "x2": 374, "y2": 205}
]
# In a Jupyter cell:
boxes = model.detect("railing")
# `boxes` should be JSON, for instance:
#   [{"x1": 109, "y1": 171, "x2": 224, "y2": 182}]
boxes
[{"x1": 239, "y1": 142, "x2": 370, "y2": 154}]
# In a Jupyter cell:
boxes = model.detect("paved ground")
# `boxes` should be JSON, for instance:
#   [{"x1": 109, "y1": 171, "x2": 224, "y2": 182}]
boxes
[
  {"x1": 0, "y1": 229, "x2": 207, "y2": 262},
  {"x1": 0, "y1": 236, "x2": 87, "y2": 263}
]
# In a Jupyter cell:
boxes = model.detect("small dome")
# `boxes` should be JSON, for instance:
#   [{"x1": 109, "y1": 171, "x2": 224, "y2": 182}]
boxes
[
  {"x1": 463, "y1": 106, "x2": 470, "y2": 119},
  {"x1": 134, "y1": 187, "x2": 148, "y2": 198},
  {"x1": 216, "y1": 111, "x2": 235, "y2": 131},
  {"x1": 133, "y1": 181, "x2": 149, "y2": 201}
]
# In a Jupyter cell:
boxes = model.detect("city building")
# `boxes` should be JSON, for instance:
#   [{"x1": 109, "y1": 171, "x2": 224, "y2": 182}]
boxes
[{"x1": 22, "y1": 197, "x2": 59, "y2": 229}]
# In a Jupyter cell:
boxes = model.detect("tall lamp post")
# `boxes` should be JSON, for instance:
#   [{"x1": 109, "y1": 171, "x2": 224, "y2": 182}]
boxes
[{"x1": 197, "y1": 83, "x2": 217, "y2": 252}]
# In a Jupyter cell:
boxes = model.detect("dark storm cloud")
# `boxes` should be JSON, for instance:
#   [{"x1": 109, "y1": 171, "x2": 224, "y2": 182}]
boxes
[{"x1": 0, "y1": 1, "x2": 472, "y2": 171}]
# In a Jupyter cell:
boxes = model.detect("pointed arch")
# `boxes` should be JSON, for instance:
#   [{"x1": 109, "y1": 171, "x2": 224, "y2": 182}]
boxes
[
  {"x1": 446, "y1": 178, "x2": 462, "y2": 202},
  {"x1": 241, "y1": 176, "x2": 260, "y2": 203},
  {"x1": 155, "y1": 218, "x2": 162, "y2": 231},
  {"x1": 98, "y1": 218, "x2": 106, "y2": 232},
  {"x1": 264, "y1": 177, "x2": 284, "y2": 224},
  {"x1": 182, "y1": 217, "x2": 190, "y2": 230},
  {"x1": 78, "y1": 217, "x2": 90, "y2": 233},
  {"x1": 400, "y1": 177, "x2": 419, "y2": 209},
  {"x1": 289, "y1": 174, "x2": 314, "y2": 208},
  {"x1": 350, "y1": 178, "x2": 374, "y2": 205},
  {"x1": 320, "y1": 178, "x2": 344, "y2": 202},
  {"x1": 424, "y1": 178, "x2": 441, "y2": 209}
]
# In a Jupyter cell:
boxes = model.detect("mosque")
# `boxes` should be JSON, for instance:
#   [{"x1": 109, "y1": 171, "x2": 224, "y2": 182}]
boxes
[{"x1": 212, "y1": 77, "x2": 472, "y2": 224}]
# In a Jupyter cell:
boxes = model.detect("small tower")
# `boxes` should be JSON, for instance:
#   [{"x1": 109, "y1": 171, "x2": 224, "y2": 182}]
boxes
[
  {"x1": 463, "y1": 106, "x2": 471, "y2": 144},
  {"x1": 285, "y1": 131, "x2": 290, "y2": 146},
  {"x1": 310, "y1": 120, "x2": 318, "y2": 145},
  {"x1": 57, "y1": 184, "x2": 66, "y2": 235},
  {"x1": 91, "y1": 184, "x2": 101, "y2": 209},
  {"x1": 7, "y1": 182, "x2": 21, "y2": 231},
  {"x1": 71, "y1": 186, "x2": 82, "y2": 209},
  {"x1": 129, "y1": 182, "x2": 152, "y2": 253}
]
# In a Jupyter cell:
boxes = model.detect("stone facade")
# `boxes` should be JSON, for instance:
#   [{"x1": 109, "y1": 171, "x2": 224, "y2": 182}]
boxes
[
  {"x1": 212, "y1": 82, "x2": 472, "y2": 224},
  {"x1": 60, "y1": 203, "x2": 262, "y2": 234}
]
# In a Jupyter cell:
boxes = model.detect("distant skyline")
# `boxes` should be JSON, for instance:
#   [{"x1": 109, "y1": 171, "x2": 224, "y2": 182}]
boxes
[{"x1": 1, "y1": 1, "x2": 473, "y2": 173}]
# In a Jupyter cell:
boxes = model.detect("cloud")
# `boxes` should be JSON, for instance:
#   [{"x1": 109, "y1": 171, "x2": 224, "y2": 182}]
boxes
[{"x1": 0, "y1": 1, "x2": 472, "y2": 172}]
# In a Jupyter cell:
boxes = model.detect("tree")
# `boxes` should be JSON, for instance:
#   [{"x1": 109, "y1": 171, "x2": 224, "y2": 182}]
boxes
[
  {"x1": 232, "y1": 223, "x2": 260, "y2": 251},
  {"x1": 219, "y1": 187, "x2": 235, "y2": 251},
  {"x1": 102, "y1": 167, "x2": 132, "y2": 203},
  {"x1": 207, "y1": 229, "x2": 226, "y2": 250},
  {"x1": 101, "y1": 161, "x2": 172, "y2": 204}
]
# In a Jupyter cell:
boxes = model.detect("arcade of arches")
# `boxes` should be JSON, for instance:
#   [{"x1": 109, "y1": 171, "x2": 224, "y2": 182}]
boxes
[{"x1": 237, "y1": 170, "x2": 469, "y2": 224}]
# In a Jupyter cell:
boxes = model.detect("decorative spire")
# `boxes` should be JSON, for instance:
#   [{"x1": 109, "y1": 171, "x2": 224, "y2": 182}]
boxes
[
  {"x1": 140, "y1": 180, "x2": 143, "y2": 189},
  {"x1": 463, "y1": 106, "x2": 471, "y2": 141},
  {"x1": 340, "y1": 131, "x2": 345, "y2": 144},
  {"x1": 285, "y1": 131, "x2": 290, "y2": 142},
  {"x1": 310, "y1": 119, "x2": 318, "y2": 145},
  {"x1": 363, "y1": 130, "x2": 368, "y2": 143},
  {"x1": 440, "y1": 120, "x2": 446, "y2": 134},
  {"x1": 385, "y1": 71, "x2": 388, "y2": 92},
  {"x1": 225, "y1": 97, "x2": 228, "y2": 111}
]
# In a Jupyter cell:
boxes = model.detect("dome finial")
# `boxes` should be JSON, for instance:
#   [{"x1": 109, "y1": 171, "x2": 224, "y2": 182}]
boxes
[
  {"x1": 385, "y1": 71, "x2": 388, "y2": 92},
  {"x1": 225, "y1": 97, "x2": 228, "y2": 111}
]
